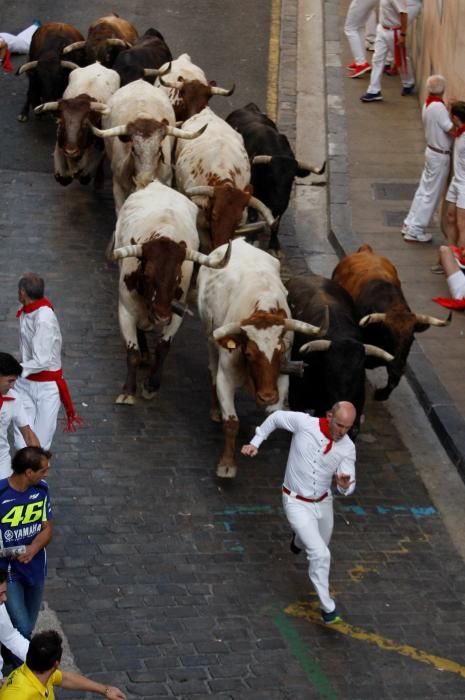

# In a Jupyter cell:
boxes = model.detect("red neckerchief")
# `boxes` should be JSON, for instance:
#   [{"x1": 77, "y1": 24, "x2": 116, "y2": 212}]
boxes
[
  {"x1": 319, "y1": 417, "x2": 333, "y2": 454},
  {"x1": 16, "y1": 297, "x2": 54, "y2": 318},
  {"x1": 0, "y1": 396, "x2": 15, "y2": 411},
  {"x1": 454, "y1": 124, "x2": 465, "y2": 139},
  {"x1": 425, "y1": 95, "x2": 444, "y2": 107},
  {"x1": 2, "y1": 49, "x2": 13, "y2": 73}
]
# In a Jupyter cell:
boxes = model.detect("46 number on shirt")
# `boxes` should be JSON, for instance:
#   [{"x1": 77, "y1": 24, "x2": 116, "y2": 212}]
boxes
[{"x1": 1, "y1": 501, "x2": 44, "y2": 528}]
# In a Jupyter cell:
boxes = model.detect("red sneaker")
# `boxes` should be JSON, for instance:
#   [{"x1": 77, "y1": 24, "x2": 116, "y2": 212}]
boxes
[
  {"x1": 349, "y1": 62, "x2": 371, "y2": 78},
  {"x1": 346, "y1": 61, "x2": 358, "y2": 70}
]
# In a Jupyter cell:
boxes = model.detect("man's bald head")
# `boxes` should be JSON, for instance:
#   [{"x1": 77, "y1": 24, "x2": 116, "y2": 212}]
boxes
[{"x1": 327, "y1": 401, "x2": 356, "y2": 441}]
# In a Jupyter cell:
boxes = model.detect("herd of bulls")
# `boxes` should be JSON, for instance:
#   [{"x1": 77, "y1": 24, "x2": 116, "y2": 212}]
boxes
[{"x1": 15, "y1": 13, "x2": 451, "y2": 477}]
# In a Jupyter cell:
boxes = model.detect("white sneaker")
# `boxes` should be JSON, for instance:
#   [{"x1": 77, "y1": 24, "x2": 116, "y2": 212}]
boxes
[
  {"x1": 401, "y1": 223, "x2": 411, "y2": 237},
  {"x1": 403, "y1": 231, "x2": 432, "y2": 243}
]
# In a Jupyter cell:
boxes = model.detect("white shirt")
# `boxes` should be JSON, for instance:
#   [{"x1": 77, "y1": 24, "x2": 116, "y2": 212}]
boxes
[
  {"x1": 380, "y1": 0, "x2": 408, "y2": 27},
  {"x1": 18, "y1": 307, "x2": 62, "y2": 378},
  {"x1": 250, "y1": 411, "x2": 356, "y2": 499},
  {"x1": 0, "y1": 389, "x2": 28, "y2": 470},
  {"x1": 0, "y1": 603, "x2": 29, "y2": 676},
  {"x1": 452, "y1": 132, "x2": 465, "y2": 185},
  {"x1": 422, "y1": 102, "x2": 453, "y2": 151}
]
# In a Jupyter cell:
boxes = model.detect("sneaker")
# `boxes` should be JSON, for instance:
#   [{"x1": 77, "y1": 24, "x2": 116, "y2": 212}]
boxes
[
  {"x1": 361, "y1": 91, "x2": 383, "y2": 102},
  {"x1": 290, "y1": 534, "x2": 302, "y2": 555},
  {"x1": 349, "y1": 62, "x2": 371, "y2": 78},
  {"x1": 346, "y1": 61, "x2": 358, "y2": 70},
  {"x1": 403, "y1": 231, "x2": 432, "y2": 243},
  {"x1": 321, "y1": 608, "x2": 343, "y2": 625},
  {"x1": 402, "y1": 85, "x2": 415, "y2": 96},
  {"x1": 401, "y1": 223, "x2": 411, "y2": 236},
  {"x1": 430, "y1": 263, "x2": 444, "y2": 275},
  {"x1": 365, "y1": 40, "x2": 375, "y2": 52},
  {"x1": 384, "y1": 64, "x2": 398, "y2": 76}
]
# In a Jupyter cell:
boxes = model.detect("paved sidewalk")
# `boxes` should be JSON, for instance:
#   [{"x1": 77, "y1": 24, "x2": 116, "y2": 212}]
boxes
[{"x1": 323, "y1": 0, "x2": 465, "y2": 481}]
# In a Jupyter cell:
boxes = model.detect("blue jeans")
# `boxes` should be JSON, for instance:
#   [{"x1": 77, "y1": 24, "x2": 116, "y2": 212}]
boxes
[{"x1": 4, "y1": 579, "x2": 44, "y2": 667}]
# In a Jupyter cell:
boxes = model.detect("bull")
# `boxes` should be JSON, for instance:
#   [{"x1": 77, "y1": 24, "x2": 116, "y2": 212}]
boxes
[
  {"x1": 63, "y1": 14, "x2": 138, "y2": 67},
  {"x1": 226, "y1": 102, "x2": 325, "y2": 251},
  {"x1": 112, "y1": 180, "x2": 231, "y2": 405},
  {"x1": 16, "y1": 22, "x2": 83, "y2": 122},
  {"x1": 286, "y1": 274, "x2": 393, "y2": 438},
  {"x1": 146, "y1": 53, "x2": 208, "y2": 120},
  {"x1": 158, "y1": 75, "x2": 235, "y2": 122},
  {"x1": 332, "y1": 244, "x2": 451, "y2": 401},
  {"x1": 175, "y1": 107, "x2": 274, "y2": 251},
  {"x1": 197, "y1": 239, "x2": 328, "y2": 478},
  {"x1": 35, "y1": 62, "x2": 120, "y2": 186},
  {"x1": 112, "y1": 28, "x2": 172, "y2": 87}
]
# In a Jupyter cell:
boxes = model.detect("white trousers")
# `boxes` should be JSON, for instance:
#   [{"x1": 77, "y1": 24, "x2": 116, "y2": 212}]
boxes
[
  {"x1": 404, "y1": 149, "x2": 451, "y2": 234},
  {"x1": 283, "y1": 493, "x2": 335, "y2": 613},
  {"x1": 367, "y1": 25, "x2": 414, "y2": 94},
  {"x1": 344, "y1": 0, "x2": 379, "y2": 65},
  {"x1": 408, "y1": 0, "x2": 422, "y2": 24},
  {"x1": 0, "y1": 24, "x2": 38, "y2": 54},
  {"x1": 14, "y1": 378, "x2": 60, "y2": 450}
]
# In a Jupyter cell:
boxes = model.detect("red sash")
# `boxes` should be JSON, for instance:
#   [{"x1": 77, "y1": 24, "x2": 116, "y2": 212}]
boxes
[
  {"x1": 27, "y1": 369, "x2": 83, "y2": 432},
  {"x1": 318, "y1": 417, "x2": 333, "y2": 454},
  {"x1": 16, "y1": 298, "x2": 54, "y2": 318},
  {"x1": 392, "y1": 27, "x2": 407, "y2": 75},
  {"x1": 0, "y1": 396, "x2": 15, "y2": 411}
]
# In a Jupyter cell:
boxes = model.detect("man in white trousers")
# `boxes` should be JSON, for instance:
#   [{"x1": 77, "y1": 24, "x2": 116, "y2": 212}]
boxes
[
  {"x1": 14, "y1": 273, "x2": 81, "y2": 452},
  {"x1": 402, "y1": 75, "x2": 454, "y2": 243},
  {"x1": 344, "y1": 0, "x2": 379, "y2": 77},
  {"x1": 0, "y1": 22, "x2": 40, "y2": 72},
  {"x1": 241, "y1": 401, "x2": 356, "y2": 624},
  {"x1": 361, "y1": 0, "x2": 414, "y2": 101}
]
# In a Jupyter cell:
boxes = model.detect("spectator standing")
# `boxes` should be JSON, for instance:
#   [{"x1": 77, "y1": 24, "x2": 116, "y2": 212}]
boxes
[
  {"x1": 0, "y1": 447, "x2": 53, "y2": 667},
  {"x1": 402, "y1": 75, "x2": 454, "y2": 243},
  {"x1": 241, "y1": 402, "x2": 356, "y2": 624},
  {"x1": 344, "y1": 0, "x2": 379, "y2": 78},
  {"x1": 14, "y1": 273, "x2": 82, "y2": 452},
  {"x1": 444, "y1": 102, "x2": 465, "y2": 250},
  {"x1": 361, "y1": 0, "x2": 415, "y2": 102},
  {"x1": 0, "y1": 630, "x2": 126, "y2": 699},
  {"x1": 0, "y1": 354, "x2": 38, "y2": 479}
]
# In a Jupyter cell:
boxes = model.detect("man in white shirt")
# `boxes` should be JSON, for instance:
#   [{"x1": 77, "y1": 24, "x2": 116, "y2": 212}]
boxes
[
  {"x1": 0, "y1": 570, "x2": 29, "y2": 678},
  {"x1": 14, "y1": 273, "x2": 81, "y2": 452},
  {"x1": 344, "y1": 0, "x2": 379, "y2": 78},
  {"x1": 444, "y1": 102, "x2": 465, "y2": 250},
  {"x1": 241, "y1": 401, "x2": 356, "y2": 624},
  {"x1": 0, "y1": 354, "x2": 38, "y2": 479},
  {"x1": 402, "y1": 75, "x2": 455, "y2": 243},
  {"x1": 361, "y1": 0, "x2": 414, "y2": 102}
]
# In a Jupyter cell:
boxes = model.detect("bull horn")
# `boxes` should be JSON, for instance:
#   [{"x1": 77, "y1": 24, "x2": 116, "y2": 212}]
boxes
[
  {"x1": 359, "y1": 313, "x2": 386, "y2": 327},
  {"x1": 234, "y1": 222, "x2": 266, "y2": 235},
  {"x1": 158, "y1": 76, "x2": 183, "y2": 89},
  {"x1": 252, "y1": 155, "x2": 272, "y2": 165},
  {"x1": 166, "y1": 123, "x2": 207, "y2": 140},
  {"x1": 17, "y1": 60, "x2": 38, "y2": 74},
  {"x1": 106, "y1": 38, "x2": 131, "y2": 47},
  {"x1": 92, "y1": 124, "x2": 128, "y2": 138},
  {"x1": 299, "y1": 339, "x2": 332, "y2": 354},
  {"x1": 296, "y1": 159, "x2": 327, "y2": 175},
  {"x1": 60, "y1": 60, "x2": 79, "y2": 71},
  {"x1": 63, "y1": 41, "x2": 87, "y2": 54},
  {"x1": 213, "y1": 321, "x2": 242, "y2": 341},
  {"x1": 90, "y1": 101, "x2": 110, "y2": 115},
  {"x1": 280, "y1": 360, "x2": 307, "y2": 377},
  {"x1": 364, "y1": 344, "x2": 394, "y2": 362},
  {"x1": 210, "y1": 83, "x2": 235, "y2": 96},
  {"x1": 143, "y1": 62, "x2": 171, "y2": 77},
  {"x1": 284, "y1": 319, "x2": 324, "y2": 336},
  {"x1": 185, "y1": 241, "x2": 232, "y2": 269},
  {"x1": 34, "y1": 102, "x2": 60, "y2": 114},
  {"x1": 112, "y1": 244, "x2": 143, "y2": 260},
  {"x1": 248, "y1": 196, "x2": 275, "y2": 227},
  {"x1": 414, "y1": 311, "x2": 452, "y2": 327},
  {"x1": 186, "y1": 186, "x2": 214, "y2": 198}
]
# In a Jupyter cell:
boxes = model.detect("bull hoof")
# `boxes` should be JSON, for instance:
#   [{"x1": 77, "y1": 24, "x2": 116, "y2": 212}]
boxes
[
  {"x1": 141, "y1": 386, "x2": 158, "y2": 401},
  {"x1": 210, "y1": 408, "x2": 222, "y2": 423},
  {"x1": 55, "y1": 174, "x2": 73, "y2": 186},
  {"x1": 115, "y1": 393, "x2": 136, "y2": 405},
  {"x1": 17, "y1": 114, "x2": 28, "y2": 123},
  {"x1": 216, "y1": 463, "x2": 237, "y2": 479}
]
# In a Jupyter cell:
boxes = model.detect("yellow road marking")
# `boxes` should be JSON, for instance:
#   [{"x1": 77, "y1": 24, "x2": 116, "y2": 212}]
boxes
[
  {"x1": 267, "y1": 0, "x2": 281, "y2": 121},
  {"x1": 347, "y1": 563, "x2": 379, "y2": 582},
  {"x1": 285, "y1": 602, "x2": 465, "y2": 680}
]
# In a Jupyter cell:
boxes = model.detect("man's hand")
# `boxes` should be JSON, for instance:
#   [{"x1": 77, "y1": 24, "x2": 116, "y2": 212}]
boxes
[
  {"x1": 16, "y1": 544, "x2": 38, "y2": 564},
  {"x1": 104, "y1": 687, "x2": 126, "y2": 700},
  {"x1": 241, "y1": 444, "x2": 258, "y2": 457},
  {"x1": 335, "y1": 473, "x2": 354, "y2": 490}
]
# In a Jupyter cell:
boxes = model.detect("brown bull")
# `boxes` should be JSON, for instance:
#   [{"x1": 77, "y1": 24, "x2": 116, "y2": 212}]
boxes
[
  {"x1": 332, "y1": 244, "x2": 451, "y2": 400},
  {"x1": 63, "y1": 14, "x2": 138, "y2": 66}
]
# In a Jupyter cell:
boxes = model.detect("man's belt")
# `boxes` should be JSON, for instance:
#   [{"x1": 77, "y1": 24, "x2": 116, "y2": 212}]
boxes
[
  {"x1": 282, "y1": 486, "x2": 328, "y2": 503},
  {"x1": 427, "y1": 144, "x2": 451, "y2": 155}
]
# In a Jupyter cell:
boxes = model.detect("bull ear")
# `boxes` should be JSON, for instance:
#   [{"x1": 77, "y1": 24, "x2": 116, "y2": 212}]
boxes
[
  {"x1": 413, "y1": 321, "x2": 431, "y2": 334},
  {"x1": 216, "y1": 335, "x2": 241, "y2": 352},
  {"x1": 244, "y1": 183, "x2": 253, "y2": 195},
  {"x1": 296, "y1": 165, "x2": 312, "y2": 178},
  {"x1": 123, "y1": 269, "x2": 141, "y2": 293},
  {"x1": 209, "y1": 80, "x2": 217, "y2": 87}
]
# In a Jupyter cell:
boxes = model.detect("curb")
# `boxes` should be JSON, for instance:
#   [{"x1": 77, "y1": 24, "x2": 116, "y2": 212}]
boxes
[{"x1": 322, "y1": 0, "x2": 465, "y2": 481}]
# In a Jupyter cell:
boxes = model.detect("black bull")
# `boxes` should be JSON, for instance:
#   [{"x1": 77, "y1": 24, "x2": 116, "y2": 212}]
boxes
[
  {"x1": 112, "y1": 29, "x2": 172, "y2": 86},
  {"x1": 286, "y1": 275, "x2": 393, "y2": 439}
]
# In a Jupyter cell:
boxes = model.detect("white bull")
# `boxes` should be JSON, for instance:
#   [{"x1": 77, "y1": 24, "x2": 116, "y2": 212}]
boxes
[
  {"x1": 197, "y1": 238, "x2": 327, "y2": 478},
  {"x1": 146, "y1": 53, "x2": 207, "y2": 119},
  {"x1": 92, "y1": 79, "x2": 207, "y2": 214},
  {"x1": 175, "y1": 107, "x2": 274, "y2": 251},
  {"x1": 113, "y1": 180, "x2": 231, "y2": 405},
  {"x1": 35, "y1": 61, "x2": 120, "y2": 186}
]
